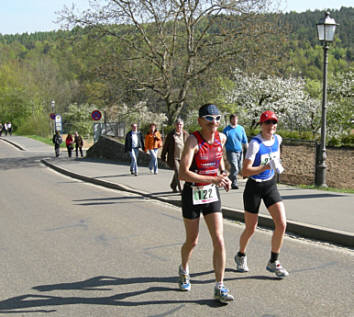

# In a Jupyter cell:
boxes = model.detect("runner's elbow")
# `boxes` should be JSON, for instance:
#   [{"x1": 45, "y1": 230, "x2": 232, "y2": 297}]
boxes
[
  {"x1": 179, "y1": 172, "x2": 186, "y2": 181},
  {"x1": 242, "y1": 168, "x2": 251, "y2": 178}
]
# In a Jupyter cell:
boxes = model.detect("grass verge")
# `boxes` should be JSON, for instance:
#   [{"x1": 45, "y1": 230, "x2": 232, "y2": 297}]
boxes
[
  {"x1": 26, "y1": 135, "x2": 66, "y2": 147},
  {"x1": 297, "y1": 184, "x2": 354, "y2": 194}
]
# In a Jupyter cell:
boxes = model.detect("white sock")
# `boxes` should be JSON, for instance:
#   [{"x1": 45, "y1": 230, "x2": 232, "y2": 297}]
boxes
[
  {"x1": 179, "y1": 264, "x2": 189, "y2": 274},
  {"x1": 216, "y1": 281, "x2": 224, "y2": 289}
]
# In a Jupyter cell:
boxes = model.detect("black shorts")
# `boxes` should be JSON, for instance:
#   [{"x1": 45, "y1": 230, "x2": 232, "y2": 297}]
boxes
[
  {"x1": 243, "y1": 177, "x2": 282, "y2": 214},
  {"x1": 182, "y1": 183, "x2": 221, "y2": 219}
]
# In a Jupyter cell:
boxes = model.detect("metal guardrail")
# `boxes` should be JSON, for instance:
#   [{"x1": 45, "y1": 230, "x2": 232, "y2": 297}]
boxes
[{"x1": 93, "y1": 122, "x2": 126, "y2": 142}]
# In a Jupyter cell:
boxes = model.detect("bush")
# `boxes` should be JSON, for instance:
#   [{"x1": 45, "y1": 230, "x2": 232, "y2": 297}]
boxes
[
  {"x1": 341, "y1": 134, "x2": 354, "y2": 147},
  {"x1": 16, "y1": 113, "x2": 51, "y2": 137},
  {"x1": 328, "y1": 137, "x2": 341, "y2": 147}
]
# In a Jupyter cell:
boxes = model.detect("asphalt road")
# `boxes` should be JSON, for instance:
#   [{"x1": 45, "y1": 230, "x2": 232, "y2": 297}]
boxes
[{"x1": 0, "y1": 140, "x2": 353, "y2": 316}]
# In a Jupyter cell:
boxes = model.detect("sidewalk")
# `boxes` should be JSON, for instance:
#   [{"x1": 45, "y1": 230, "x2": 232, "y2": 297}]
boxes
[{"x1": 2, "y1": 136, "x2": 354, "y2": 249}]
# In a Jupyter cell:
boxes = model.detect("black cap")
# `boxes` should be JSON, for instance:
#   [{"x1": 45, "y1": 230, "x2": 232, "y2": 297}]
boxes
[{"x1": 198, "y1": 104, "x2": 220, "y2": 117}]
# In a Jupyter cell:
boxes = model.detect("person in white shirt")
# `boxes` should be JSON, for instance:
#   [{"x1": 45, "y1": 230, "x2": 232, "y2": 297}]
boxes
[
  {"x1": 124, "y1": 123, "x2": 145, "y2": 176},
  {"x1": 7, "y1": 122, "x2": 12, "y2": 136}
]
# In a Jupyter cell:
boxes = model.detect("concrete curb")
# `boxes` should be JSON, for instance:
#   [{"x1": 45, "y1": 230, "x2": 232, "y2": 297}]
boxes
[
  {"x1": 0, "y1": 137, "x2": 26, "y2": 151},
  {"x1": 222, "y1": 207, "x2": 354, "y2": 249},
  {"x1": 41, "y1": 159, "x2": 354, "y2": 249}
]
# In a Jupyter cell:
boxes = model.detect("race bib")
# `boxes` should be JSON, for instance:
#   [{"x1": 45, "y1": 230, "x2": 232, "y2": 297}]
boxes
[
  {"x1": 260, "y1": 151, "x2": 279, "y2": 166},
  {"x1": 192, "y1": 184, "x2": 219, "y2": 205}
]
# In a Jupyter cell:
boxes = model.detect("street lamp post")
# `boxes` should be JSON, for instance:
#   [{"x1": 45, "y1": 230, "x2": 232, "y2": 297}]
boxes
[
  {"x1": 315, "y1": 12, "x2": 338, "y2": 187},
  {"x1": 51, "y1": 100, "x2": 55, "y2": 134}
]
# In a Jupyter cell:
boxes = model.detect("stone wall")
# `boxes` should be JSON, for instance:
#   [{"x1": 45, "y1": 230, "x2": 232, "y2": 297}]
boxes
[
  {"x1": 86, "y1": 135, "x2": 169, "y2": 168},
  {"x1": 87, "y1": 136, "x2": 354, "y2": 190}
]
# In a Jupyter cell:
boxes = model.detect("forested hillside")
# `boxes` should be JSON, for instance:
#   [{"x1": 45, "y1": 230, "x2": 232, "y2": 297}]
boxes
[
  {"x1": 280, "y1": 7, "x2": 353, "y2": 79},
  {"x1": 0, "y1": 5, "x2": 352, "y2": 141}
]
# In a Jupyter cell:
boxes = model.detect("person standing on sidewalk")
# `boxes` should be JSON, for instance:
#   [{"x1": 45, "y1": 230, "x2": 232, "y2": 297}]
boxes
[
  {"x1": 223, "y1": 113, "x2": 248, "y2": 189},
  {"x1": 74, "y1": 131, "x2": 84, "y2": 157},
  {"x1": 7, "y1": 122, "x2": 12, "y2": 136},
  {"x1": 178, "y1": 103, "x2": 234, "y2": 304},
  {"x1": 234, "y1": 110, "x2": 288, "y2": 278},
  {"x1": 52, "y1": 130, "x2": 62, "y2": 157},
  {"x1": 65, "y1": 133, "x2": 74, "y2": 158},
  {"x1": 125, "y1": 123, "x2": 145, "y2": 176},
  {"x1": 3, "y1": 122, "x2": 8, "y2": 136},
  {"x1": 161, "y1": 118, "x2": 189, "y2": 192},
  {"x1": 144, "y1": 123, "x2": 162, "y2": 175}
]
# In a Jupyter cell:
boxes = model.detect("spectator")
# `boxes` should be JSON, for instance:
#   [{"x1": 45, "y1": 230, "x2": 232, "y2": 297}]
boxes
[
  {"x1": 74, "y1": 132, "x2": 84, "y2": 157},
  {"x1": 125, "y1": 123, "x2": 145, "y2": 176},
  {"x1": 144, "y1": 123, "x2": 162, "y2": 175},
  {"x1": 52, "y1": 130, "x2": 62, "y2": 157},
  {"x1": 7, "y1": 122, "x2": 12, "y2": 136},
  {"x1": 161, "y1": 118, "x2": 189, "y2": 192},
  {"x1": 223, "y1": 113, "x2": 248, "y2": 189},
  {"x1": 66, "y1": 133, "x2": 74, "y2": 158},
  {"x1": 3, "y1": 122, "x2": 8, "y2": 136}
]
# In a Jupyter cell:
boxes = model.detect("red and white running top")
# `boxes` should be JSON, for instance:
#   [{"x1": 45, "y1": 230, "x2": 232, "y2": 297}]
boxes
[{"x1": 189, "y1": 131, "x2": 223, "y2": 186}]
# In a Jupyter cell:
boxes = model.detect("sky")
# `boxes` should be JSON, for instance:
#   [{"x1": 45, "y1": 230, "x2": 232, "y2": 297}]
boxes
[{"x1": 0, "y1": 0, "x2": 352, "y2": 35}]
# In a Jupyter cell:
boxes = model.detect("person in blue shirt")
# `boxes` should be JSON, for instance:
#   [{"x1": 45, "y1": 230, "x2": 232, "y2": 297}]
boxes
[{"x1": 223, "y1": 113, "x2": 248, "y2": 189}]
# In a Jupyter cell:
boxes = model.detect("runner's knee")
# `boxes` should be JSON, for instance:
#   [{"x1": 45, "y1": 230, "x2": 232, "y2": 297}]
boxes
[
  {"x1": 244, "y1": 222, "x2": 257, "y2": 235},
  {"x1": 212, "y1": 234, "x2": 225, "y2": 250},
  {"x1": 275, "y1": 220, "x2": 286, "y2": 233},
  {"x1": 185, "y1": 238, "x2": 198, "y2": 249}
]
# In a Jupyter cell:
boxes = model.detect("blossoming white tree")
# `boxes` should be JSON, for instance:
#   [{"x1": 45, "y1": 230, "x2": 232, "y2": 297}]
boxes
[
  {"x1": 327, "y1": 70, "x2": 353, "y2": 137},
  {"x1": 107, "y1": 101, "x2": 168, "y2": 130},
  {"x1": 223, "y1": 68, "x2": 321, "y2": 132}
]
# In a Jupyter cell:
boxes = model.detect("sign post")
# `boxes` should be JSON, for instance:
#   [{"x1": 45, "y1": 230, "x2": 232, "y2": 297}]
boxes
[{"x1": 55, "y1": 114, "x2": 62, "y2": 134}]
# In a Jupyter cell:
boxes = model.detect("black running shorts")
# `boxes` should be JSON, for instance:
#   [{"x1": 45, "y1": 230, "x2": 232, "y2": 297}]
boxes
[
  {"x1": 182, "y1": 183, "x2": 221, "y2": 219},
  {"x1": 243, "y1": 176, "x2": 282, "y2": 214}
]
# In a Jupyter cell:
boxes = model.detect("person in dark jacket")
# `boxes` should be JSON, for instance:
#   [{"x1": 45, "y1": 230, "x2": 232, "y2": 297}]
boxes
[
  {"x1": 74, "y1": 131, "x2": 84, "y2": 157},
  {"x1": 52, "y1": 130, "x2": 62, "y2": 157},
  {"x1": 125, "y1": 123, "x2": 145, "y2": 176},
  {"x1": 161, "y1": 118, "x2": 189, "y2": 192}
]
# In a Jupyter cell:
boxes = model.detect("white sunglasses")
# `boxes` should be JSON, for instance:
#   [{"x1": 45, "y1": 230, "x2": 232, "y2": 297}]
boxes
[{"x1": 202, "y1": 115, "x2": 221, "y2": 122}]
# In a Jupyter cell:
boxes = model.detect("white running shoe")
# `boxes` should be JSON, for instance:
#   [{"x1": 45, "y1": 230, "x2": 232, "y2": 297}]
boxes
[
  {"x1": 214, "y1": 286, "x2": 234, "y2": 304},
  {"x1": 178, "y1": 266, "x2": 191, "y2": 291},
  {"x1": 266, "y1": 260, "x2": 289, "y2": 278},
  {"x1": 234, "y1": 254, "x2": 249, "y2": 272}
]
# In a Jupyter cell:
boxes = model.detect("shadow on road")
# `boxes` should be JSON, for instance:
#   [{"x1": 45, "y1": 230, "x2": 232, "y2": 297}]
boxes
[
  {"x1": 282, "y1": 193, "x2": 345, "y2": 199},
  {"x1": 0, "y1": 272, "x2": 278, "y2": 313},
  {"x1": 0, "y1": 156, "x2": 50, "y2": 170}
]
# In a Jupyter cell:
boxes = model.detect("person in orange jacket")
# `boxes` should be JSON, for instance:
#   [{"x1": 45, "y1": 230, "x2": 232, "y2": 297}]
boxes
[{"x1": 145, "y1": 123, "x2": 162, "y2": 174}]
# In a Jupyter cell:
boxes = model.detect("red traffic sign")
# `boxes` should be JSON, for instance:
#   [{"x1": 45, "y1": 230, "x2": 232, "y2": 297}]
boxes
[
  {"x1": 50, "y1": 113, "x2": 56, "y2": 120},
  {"x1": 91, "y1": 110, "x2": 102, "y2": 121}
]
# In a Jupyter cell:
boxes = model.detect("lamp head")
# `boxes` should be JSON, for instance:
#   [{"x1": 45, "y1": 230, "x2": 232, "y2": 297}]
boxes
[{"x1": 316, "y1": 12, "x2": 338, "y2": 43}]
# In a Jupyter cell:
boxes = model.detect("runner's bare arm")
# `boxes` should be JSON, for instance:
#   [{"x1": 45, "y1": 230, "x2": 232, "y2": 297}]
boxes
[
  {"x1": 219, "y1": 133, "x2": 231, "y2": 191},
  {"x1": 219, "y1": 133, "x2": 228, "y2": 174}
]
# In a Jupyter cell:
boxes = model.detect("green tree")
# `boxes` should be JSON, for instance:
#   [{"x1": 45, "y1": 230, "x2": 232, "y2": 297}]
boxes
[
  {"x1": 62, "y1": 103, "x2": 96, "y2": 136},
  {"x1": 60, "y1": 0, "x2": 285, "y2": 124}
]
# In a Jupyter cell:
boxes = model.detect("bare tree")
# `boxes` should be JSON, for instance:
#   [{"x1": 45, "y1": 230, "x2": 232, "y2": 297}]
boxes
[{"x1": 60, "y1": 0, "x2": 281, "y2": 124}]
